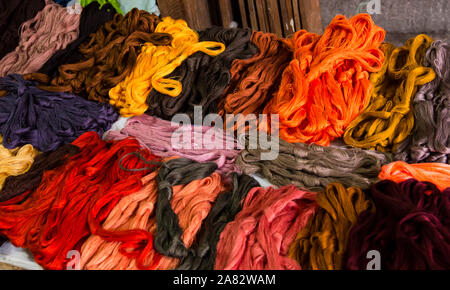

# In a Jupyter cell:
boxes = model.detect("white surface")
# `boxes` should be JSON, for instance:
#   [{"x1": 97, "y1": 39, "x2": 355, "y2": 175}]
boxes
[{"x1": 0, "y1": 242, "x2": 42, "y2": 270}]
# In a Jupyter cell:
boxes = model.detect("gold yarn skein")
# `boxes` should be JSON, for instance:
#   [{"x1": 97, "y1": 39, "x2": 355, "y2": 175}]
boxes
[
  {"x1": 0, "y1": 136, "x2": 38, "y2": 190},
  {"x1": 344, "y1": 34, "x2": 435, "y2": 152},
  {"x1": 109, "y1": 17, "x2": 226, "y2": 117},
  {"x1": 288, "y1": 183, "x2": 374, "y2": 270}
]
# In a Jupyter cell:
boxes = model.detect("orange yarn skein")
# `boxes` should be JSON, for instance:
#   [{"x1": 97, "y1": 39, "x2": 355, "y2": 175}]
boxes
[{"x1": 263, "y1": 14, "x2": 385, "y2": 146}]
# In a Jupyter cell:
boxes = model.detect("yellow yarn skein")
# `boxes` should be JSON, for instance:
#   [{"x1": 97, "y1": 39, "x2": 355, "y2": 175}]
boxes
[
  {"x1": 0, "y1": 136, "x2": 37, "y2": 190},
  {"x1": 109, "y1": 17, "x2": 226, "y2": 117},
  {"x1": 344, "y1": 34, "x2": 435, "y2": 152}
]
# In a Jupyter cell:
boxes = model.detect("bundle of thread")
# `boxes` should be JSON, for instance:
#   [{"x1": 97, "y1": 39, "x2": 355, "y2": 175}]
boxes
[
  {"x1": 82, "y1": 166, "x2": 225, "y2": 269},
  {"x1": 289, "y1": 183, "x2": 374, "y2": 270},
  {"x1": 0, "y1": 144, "x2": 79, "y2": 202},
  {"x1": 0, "y1": 132, "x2": 161, "y2": 269},
  {"x1": 80, "y1": 0, "x2": 123, "y2": 14},
  {"x1": 0, "y1": 137, "x2": 37, "y2": 191},
  {"x1": 0, "y1": 74, "x2": 118, "y2": 152},
  {"x1": 0, "y1": 0, "x2": 46, "y2": 60},
  {"x1": 39, "y1": 2, "x2": 117, "y2": 77},
  {"x1": 154, "y1": 158, "x2": 220, "y2": 259},
  {"x1": 346, "y1": 179, "x2": 450, "y2": 270},
  {"x1": 236, "y1": 138, "x2": 392, "y2": 191},
  {"x1": 344, "y1": 35, "x2": 436, "y2": 152},
  {"x1": 106, "y1": 114, "x2": 242, "y2": 177},
  {"x1": 80, "y1": 170, "x2": 161, "y2": 270},
  {"x1": 395, "y1": 41, "x2": 450, "y2": 163},
  {"x1": 109, "y1": 17, "x2": 226, "y2": 117},
  {"x1": 0, "y1": 2, "x2": 81, "y2": 76},
  {"x1": 220, "y1": 31, "x2": 293, "y2": 116},
  {"x1": 263, "y1": 14, "x2": 385, "y2": 146},
  {"x1": 214, "y1": 185, "x2": 316, "y2": 270},
  {"x1": 177, "y1": 173, "x2": 260, "y2": 270},
  {"x1": 145, "y1": 27, "x2": 257, "y2": 120},
  {"x1": 32, "y1": 8, "x2": 170, "y2": 102},
  {"x1": 379, "y1": 161, "x2": 450, "y2": 191}
]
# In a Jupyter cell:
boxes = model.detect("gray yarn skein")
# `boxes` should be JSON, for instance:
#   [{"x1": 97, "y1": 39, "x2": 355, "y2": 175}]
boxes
[
  {"x1": 395, "y1": 40, "x2": 450, "y2": 164},
  {"x1": 236, "y1": 138, "x2": 392, "y2": 191}
]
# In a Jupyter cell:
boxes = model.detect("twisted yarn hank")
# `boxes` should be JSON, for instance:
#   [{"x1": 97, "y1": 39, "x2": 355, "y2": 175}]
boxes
[
  {"x1": 264, "y1": 14, "x2": 385, "y2": 146},
  {"x1": 32, "y1": 9, "x2": 170, "y2": 103},
  {"x1": 0, "y1": 144, "x2": 79, "y2": 202},
  {"x1": 214, "y1": 185, "x2": 317, "y2": 270},
  {"x1": 288, "y1": 183, "x2": 374, "y2": 270},
  {"x1": 0, "y1": 132, "x2": 159, "y2": 269},
  {"x1": 220, "y1": 31, "x2": 293, "y2": 116},
  {"x1": 379, "y1": 161, "x2": 450, "y2": 191},
  {"x1": 395, "y1": 40, "x2": 450, "y2": 163},
  {"x1": 236, "y1": 138, "x2": 392, "y2": 191},
  {"x1": 109, "y1": 17, "x2": 226, "y2": 116},
  {"x1": 345, "y1": 179, "x2": 450, "y2": 270},
  {"x1": 81, "y1": 170, "x2": 224, "y2": 270},
  {"x1": 154, "y1": 158, "x2": 219, "y2": 258},
  {"x1": 0, "y1": 74, "x2": 118, "y2": 152},
  {"x1": 39, "y1": 2, "x2": 117, "y2": 77},
  {"x1": 0, "y1": 137, "x2": 37, "y2": 191},
  {"x1": 177, "y1": 173, "x2": 260, "y2": 270},
  {"x1": 344, "y1": 35, "x2": 436, "y2": 152},
  {"x1": 146, "y1": 27, "x2": 257, "y2": 120},
  {"x1": 0, "y1": 0, "x2": 46, "y2": 60},
  {"x1": 0, "y1": 2, "x2": 81, "y2": 76},
  {"x1": 105, "y1": 114, "x2": 241, "y2": 176}
]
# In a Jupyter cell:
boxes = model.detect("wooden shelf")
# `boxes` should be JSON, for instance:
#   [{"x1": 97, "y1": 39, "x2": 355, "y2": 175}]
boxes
[{"x1": 157, "y1": 0, "x2": 323, "y2": 36}]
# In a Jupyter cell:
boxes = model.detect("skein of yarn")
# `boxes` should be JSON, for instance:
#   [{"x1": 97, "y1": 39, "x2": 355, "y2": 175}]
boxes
[
  {"x1": 215, "y1": 185, "x2": 317, "y2": 270},
  {"x1": 0, "y1": 137, "x2": 37, "y2": 191},
  {"x1": 31, "y1": 9, "x2": 170, "y2": 102},
  {"x1": 0, "y1": 0, "x2": 46, "y2": 60},
  {"x1": 289, "y1": 183, "x2": 374, "y2": 270},
  {"x1": 0, "y1": 132, "x2": 159, "y2": 269},
  {"x1": 177, "y1": 173, "x2": 260, "y2": 270},
  {"x1": 0, "y1": 74, "x2": 118, "y2": 152},
  {"x1": 236, "y1": 138, "x2": 392, "y2": 191},
  {"x1": 145, "y1": 27, "x2": 257, "y2": 120},
  {"x1": 263, "y1": 14, "x2": 385, "y2": 146},
  {"x1": 154, "y1": 158, "x2": 219, "y2": 258},
  {"x1": 379, "y1": 161, "x2": 450, "y2": 191},
  {"x1": 109, "y1": 17, "x2": 226, "y2": 117},
  {"x1": 0, "y1": 144, "x2": 79, "y2": 202},
  {"x1": 105, "y1": 114, "x2": 242, "y2": 176},
  {"x1": 344, "y1": 35, "x2": 436, "y2": 152},
  {"x1": 39, "y1": 2, "x2": 117, "y2": 77},
  {"x1": 220, "y1": 31, "x2": 293, "y2": 116},
  {"x1": 0, "y1": 2, "x2": 81, "y2": 76},
  {"x1": 81, "y1": 169, "x2": 224, "y2": 270},
  {"x1": 345, "y1": 179, "x2": 450, "y2": 270},
  {"x1": 395, "y1": 40, "x2": 450, "y2": 163},
  {"x1": 81, "y1": 171, "x2": 161, "y2": 270}
]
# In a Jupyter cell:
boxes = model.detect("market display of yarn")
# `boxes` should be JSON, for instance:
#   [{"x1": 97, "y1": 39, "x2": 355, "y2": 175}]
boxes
[{"x1": 0, "y1": 0, "x2": 449, "y2": 270}]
